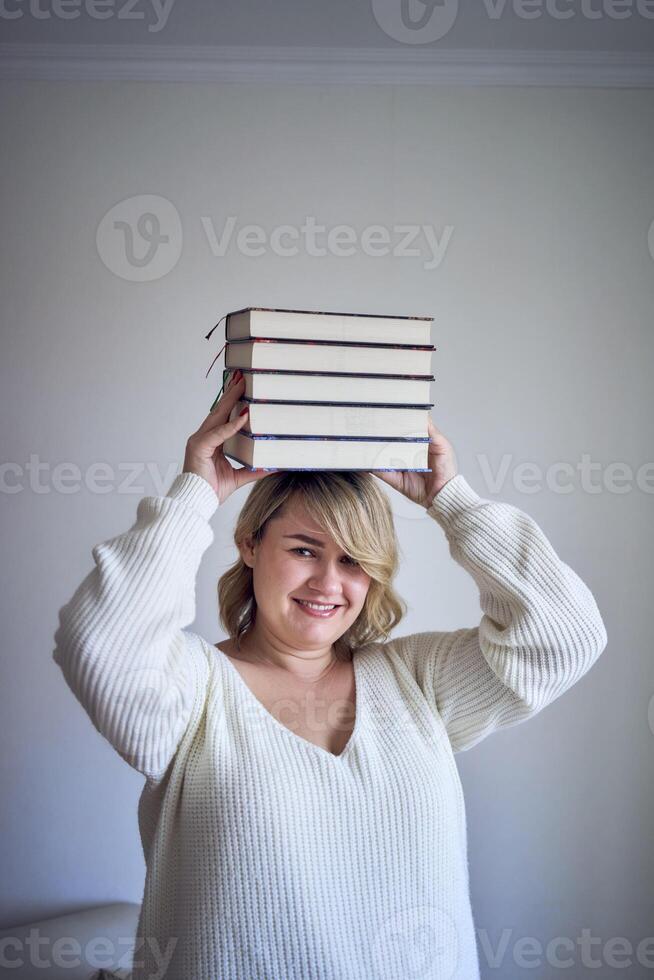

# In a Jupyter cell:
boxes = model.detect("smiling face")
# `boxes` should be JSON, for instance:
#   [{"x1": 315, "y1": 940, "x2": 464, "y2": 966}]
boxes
[{"x1": 238, "y1": 493, "x2": 372, "y2": 653}]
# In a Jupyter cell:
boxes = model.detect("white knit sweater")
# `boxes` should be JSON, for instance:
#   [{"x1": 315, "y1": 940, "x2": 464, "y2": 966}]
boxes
[{"x1": 52, "y1": 471, "x2": 607, "y2": 980}]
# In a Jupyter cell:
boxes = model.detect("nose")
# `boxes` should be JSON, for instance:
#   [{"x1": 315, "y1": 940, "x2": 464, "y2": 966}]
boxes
[{"x1": 307, "y1": 559, "x2": 346, "y2": 597}]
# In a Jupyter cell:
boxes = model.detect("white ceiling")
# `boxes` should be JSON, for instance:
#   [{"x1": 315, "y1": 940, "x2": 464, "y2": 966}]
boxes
[{"x1": 1, "y1": 0, "x2": 653, "y2": 84}]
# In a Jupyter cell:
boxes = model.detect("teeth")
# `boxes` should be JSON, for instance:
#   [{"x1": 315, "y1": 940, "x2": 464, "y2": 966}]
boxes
[{"x1": 296, "y1": 600, "x2": 337, "y2": 611}]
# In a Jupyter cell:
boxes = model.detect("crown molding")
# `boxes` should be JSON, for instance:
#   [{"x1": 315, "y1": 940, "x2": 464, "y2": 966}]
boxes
[{"x1": 0, "y1": 44, "x2": 653, "y2": 86}]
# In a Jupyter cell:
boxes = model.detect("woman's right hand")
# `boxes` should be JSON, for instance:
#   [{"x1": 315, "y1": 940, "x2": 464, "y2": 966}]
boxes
[{"x1": 183, "y1": 370, "x2": 278, "y2": 505}]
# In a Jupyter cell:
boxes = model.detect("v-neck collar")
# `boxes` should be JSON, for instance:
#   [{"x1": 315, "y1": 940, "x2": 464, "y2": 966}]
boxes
[{"x1": 212, "y1": 644, "x2": 365, "y2": 762}]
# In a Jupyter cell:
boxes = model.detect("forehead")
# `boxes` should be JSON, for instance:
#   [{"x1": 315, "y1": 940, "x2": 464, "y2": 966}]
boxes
[{"x1": 273, "y1": 495, "x2": 331, "y2": 539}]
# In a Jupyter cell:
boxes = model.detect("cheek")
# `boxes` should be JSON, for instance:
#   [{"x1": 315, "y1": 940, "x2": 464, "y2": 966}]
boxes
[
  {"x1": 350, "y1": 576, "x2": 372, "y2": 609},
  {"x1": 258, "y1": 558, "x2": 304, "y2": 595}
]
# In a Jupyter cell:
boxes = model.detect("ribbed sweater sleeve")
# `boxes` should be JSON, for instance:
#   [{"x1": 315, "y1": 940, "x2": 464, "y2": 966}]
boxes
[
  {"x1": 52, "y1": 471, "x2": 219, "y2": 781},
  {"x1": 392, "y1": 474, "x2": 608, "y2": 753}
]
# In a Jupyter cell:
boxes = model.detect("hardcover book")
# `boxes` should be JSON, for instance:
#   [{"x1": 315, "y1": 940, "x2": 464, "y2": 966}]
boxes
[
  {"x1": 225, "y1": 338, "x2": 434, "y2": 377},
  {"x1": 225, "y1": 306, "x2": 434, "y2": 346},
  {"x1": 228, "y1": 399, "x2": 432, "y2": 439},
  {"x1": 222, "y1": 432, "x2": 431, "y2": 472},
  {"x1": 220, "y1": 368, "x2": 434, "y2": 406}
]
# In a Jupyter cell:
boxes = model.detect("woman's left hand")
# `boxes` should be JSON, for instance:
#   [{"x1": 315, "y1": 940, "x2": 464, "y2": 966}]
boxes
[{"x1": 372, "y1": 416, "x2": 459, "y2": 509}]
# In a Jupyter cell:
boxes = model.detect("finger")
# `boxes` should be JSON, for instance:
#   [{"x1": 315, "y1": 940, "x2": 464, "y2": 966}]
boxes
[
  {"x1": 426, "y1": 417, "x2": 447, "y2": 445},
  {"x1": 234, "y1": 466, "x2": 280, "y2": 489},
  {"x1": 206, "y1": 399, "x2": 251, "y2": 437},
  {"x1": 222, "y1": 370, "x2": 244, "y2": 397},
  {"x1": 200, "y1": 377, "x2": 246, "y2": 430},
  {"x1": 207, "y1": 372, "x2": 239, "y2": 412},
  {"x1": 195, "y1": 409, "x2": 250, "y2": 452},
  {"x1": 214, "y1": 372, "x2": 244, "y2": 407},
  {"x1": 371, "y1": 469, "x2": 400, "y2": 488}
]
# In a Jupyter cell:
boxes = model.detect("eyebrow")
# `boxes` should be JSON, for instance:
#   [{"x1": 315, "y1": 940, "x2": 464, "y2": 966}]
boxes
[{"x1": 282, "y1": 533, "x2": 327, "y2": 548}]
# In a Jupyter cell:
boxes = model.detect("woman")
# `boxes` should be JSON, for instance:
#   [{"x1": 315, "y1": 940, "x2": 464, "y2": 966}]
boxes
[{"x1": 53, "y1": 369, "x2": 607, "y2": 980}]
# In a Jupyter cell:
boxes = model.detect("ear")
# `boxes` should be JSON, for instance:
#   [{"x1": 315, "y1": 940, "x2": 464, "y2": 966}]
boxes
[{"x1": 239, "y1": 535, "x2": 257, "y2": 568}]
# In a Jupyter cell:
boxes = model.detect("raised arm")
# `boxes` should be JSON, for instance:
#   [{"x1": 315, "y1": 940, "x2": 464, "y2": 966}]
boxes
[
  {"x1": 52, "y1": 370, "x2": 276, "y2": 782},
  {"x1": 52, "y1": 472, "x2": 219, "y2": 781},
  {"x1": 389, "y1": 474, "x2": 608, "y2": 753}
]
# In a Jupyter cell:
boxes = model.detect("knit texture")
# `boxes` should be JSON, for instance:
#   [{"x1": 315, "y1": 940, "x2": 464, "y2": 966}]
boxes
[{"x1": 52, "y1": 471, "x2": 607, "y2": 980}]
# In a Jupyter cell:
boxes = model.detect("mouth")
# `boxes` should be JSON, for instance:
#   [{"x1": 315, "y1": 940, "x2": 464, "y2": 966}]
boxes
[{"x1": 292, "y1": 598, "x2": 343, "y2": 618}]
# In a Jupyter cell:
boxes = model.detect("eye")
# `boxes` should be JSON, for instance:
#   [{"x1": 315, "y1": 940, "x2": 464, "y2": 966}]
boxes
[{"x1": 291, "y1": 547, "x2": 359, "y2": 566}]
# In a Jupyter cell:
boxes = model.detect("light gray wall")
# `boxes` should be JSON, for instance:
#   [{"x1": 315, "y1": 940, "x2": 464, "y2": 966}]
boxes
[
  {"x1": 4, "y1": 0, "x2": 654, "y2": 48},
  {"x1": 1, "y1": 81, "x2": 652, "y2": 979}
]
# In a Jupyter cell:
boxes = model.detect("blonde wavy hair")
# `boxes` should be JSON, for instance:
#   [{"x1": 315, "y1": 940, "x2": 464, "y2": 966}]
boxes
[{"x1": 217, "y1": 471, "x2": 408, "y2": 661}]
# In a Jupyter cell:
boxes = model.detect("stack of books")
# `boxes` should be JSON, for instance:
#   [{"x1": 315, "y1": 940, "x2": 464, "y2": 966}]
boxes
[{"x1": 213, "y1": 306, "x2": 435, "y2": 471}]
